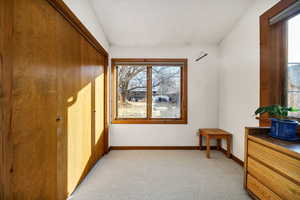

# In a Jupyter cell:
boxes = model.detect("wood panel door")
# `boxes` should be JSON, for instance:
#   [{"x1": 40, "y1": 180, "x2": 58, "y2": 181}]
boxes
[
  {"x1": 65, "y1": 38, "x2": 96, "y2": 195},
  {"x1": 56, "y1": 24, "x2": 107, "y2": 198},
  {"x1": 93, "y1": 48, "x2": 106, "y2": 162},
  {"x1": 0, "y1": 0, "x2": 14, "y2": 198},
  {"x1": 10, "y1": 0, "x2": 59, "y2": 199},
  {"x1": 1, "y1": 0, "x2": 109, "y2": 199},
  {"x1": 55, "y1": 13, "x2": 82, "y2": 199}
]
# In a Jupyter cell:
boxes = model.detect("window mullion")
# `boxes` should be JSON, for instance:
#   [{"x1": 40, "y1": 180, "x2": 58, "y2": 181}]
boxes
[
  {"x1": 180, "y1": 65, "x2": 183, "y2": 120},
  {"x1": 115, "y1": 65, "x2": 119, "y2": 119},
  {"x1": 147, "y1": 65, "x2": 152, "y2": 119}
]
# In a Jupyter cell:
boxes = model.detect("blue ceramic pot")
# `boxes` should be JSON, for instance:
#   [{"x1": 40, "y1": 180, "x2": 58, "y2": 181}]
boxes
[{"x1": 270, "y1": 118, "x2": 300, "y2": 141}]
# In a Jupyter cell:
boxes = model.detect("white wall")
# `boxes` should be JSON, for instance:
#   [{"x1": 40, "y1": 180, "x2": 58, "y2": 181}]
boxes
[
  {"x1": 63, "y1": 0, "x2": 282, "y2": 157},
  {"x1": 218, "y1": 0, "x2": 279, "y2": 160},
  {"x1": 63, "y1": 0, "x2": 110, "y2": 52},
  {"x1": 110, "y1": 45, "x2": 219, "y2": 146}
]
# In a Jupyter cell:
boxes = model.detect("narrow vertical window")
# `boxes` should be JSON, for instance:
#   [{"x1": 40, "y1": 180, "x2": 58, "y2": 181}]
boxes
[{"x1": 287, "y1": 14, "x2": 300, "y2": 117}]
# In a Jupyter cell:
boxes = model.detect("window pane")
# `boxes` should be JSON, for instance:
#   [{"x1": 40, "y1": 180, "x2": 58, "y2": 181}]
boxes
[
  {"x1": 287, "y1": 14, "x2": 300, "y2": 117},
  {"x1": 117, "y1": 66, "x2": 147, "y2": 118},
  {"x1": 152, "y1": 66, "x2": 181, "y2": 118}
]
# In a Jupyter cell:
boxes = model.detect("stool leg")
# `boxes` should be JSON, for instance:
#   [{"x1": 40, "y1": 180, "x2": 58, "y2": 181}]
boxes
[
  {"x1": 227, "y1": 136, "x2": 231, "y2": 158},
  {"x1": 199, "y1": 134, "x2": 203, "y2": 150},
  {"x1": 217, "y1": 139, "x2": 221, "y2": 150},
  {"x1": 206, "y1": 136, "x2": 210, "y2": 158}
]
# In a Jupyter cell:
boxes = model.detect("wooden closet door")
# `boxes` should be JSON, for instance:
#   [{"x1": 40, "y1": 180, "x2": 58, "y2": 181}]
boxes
[
  {"x1": 56, "y1": 34, "x2": 107, "y2": 196},
  {"x1": 2, "y1": 0, "x2": 108, "y2": 198},
  {"x1": 0, "y1": 0, "x2": 13, "y2": 198},
  {"x1": 93, "y1": 53, "x2": 106, "y2": 161},
  {"x1": 10, "y1": 0, "x2": 59, "y2": 199},
  {"x1": 66, "y1": 39, "x2": 95, "y2": 194},
  {"x1": 55, "y1": 12, "x2": 82, "y2": 199}
]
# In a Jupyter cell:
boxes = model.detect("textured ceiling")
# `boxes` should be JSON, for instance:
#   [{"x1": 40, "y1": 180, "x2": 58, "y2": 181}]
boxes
[{"x1": 90, "y1": 0, "x2": 253, "y2": 46}]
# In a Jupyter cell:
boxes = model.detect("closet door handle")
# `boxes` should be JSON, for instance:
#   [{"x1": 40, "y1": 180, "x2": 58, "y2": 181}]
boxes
[{"x1": 56, "y1": 116, "x2": 62, "y2": 122}]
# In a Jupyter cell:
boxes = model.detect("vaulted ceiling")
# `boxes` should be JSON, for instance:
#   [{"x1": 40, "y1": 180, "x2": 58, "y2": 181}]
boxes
[{"x1": 90, "y1": 0, "x2": 253, "y2": 46}]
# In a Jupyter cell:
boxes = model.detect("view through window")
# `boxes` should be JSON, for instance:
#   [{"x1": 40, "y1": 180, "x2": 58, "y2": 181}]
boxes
[
  {"x1": 117, "y1": 65, "x2": 147, "y2": 118},
  {"x1": 113, "y1": 59, "x2": 187, "y2": 124},
  {"x1": 152, "y1": 66, "x2": 181, "y2": 118},
  {"x1": 287, "y1": 13, "x2": 300, "y2": 117}
]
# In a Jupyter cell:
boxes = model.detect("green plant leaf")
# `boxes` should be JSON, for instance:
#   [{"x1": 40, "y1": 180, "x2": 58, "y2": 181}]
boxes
[
  {"x1": 254, "y1": 104, "x2": 299, "y2": 118},
  {"x1": 254, "y1": 107, "x2": 266, "y2": 115},
  {"x1": 288, "y1": 107, "x2": 300, "y2": 112}
]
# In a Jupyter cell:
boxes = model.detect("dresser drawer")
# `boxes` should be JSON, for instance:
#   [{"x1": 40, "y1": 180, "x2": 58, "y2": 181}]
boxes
[
  {"x1": 248, "y1": 157, "x2": 300, "y2": 200},
  {"x1": 248, "y1": 140, "x2": 300, "y2": 184},
  {"x1": 247, "y1": 174, "x2": 281, "y2": 200}
]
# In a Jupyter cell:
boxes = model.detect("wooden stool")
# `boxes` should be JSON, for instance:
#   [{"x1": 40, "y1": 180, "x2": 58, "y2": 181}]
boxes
[{"x1": 199, "y1": 129, "x2": 232, "y2": 159}]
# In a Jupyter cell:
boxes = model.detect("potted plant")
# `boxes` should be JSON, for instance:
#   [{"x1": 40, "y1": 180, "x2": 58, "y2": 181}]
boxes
[{"x1": 254, "y1": 105, "x2": 300, "y2": 141}]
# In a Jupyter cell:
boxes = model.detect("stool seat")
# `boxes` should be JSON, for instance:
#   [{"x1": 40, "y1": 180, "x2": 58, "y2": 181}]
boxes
[
  {"x1": 199, "y1": 128, "x2": 232, "y2": 159},
  {"x1": 200, "y1": 128, "x2": 231, "y2": 135}
]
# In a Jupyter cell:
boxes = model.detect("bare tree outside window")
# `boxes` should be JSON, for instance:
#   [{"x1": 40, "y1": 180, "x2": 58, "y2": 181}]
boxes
[
  {"x1": 117, "y1": 66, "x2": 147, "y2": 118},
  {"x1": 116, "y1": 65, "x2": 182, "y2": 119}
]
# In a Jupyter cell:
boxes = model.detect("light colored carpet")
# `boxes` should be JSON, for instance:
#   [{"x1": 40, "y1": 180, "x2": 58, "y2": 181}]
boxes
[{"x1": 69, "y1": 150, "x2": 251, "y2": 200}]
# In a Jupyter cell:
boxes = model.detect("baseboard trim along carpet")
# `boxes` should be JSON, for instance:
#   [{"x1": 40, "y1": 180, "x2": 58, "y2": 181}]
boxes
[
  {"x1": 108, "y1": 146, "x2": 244, "y2": 167},
  {"x1": 219, "y1": 148, "x2": 244, "y2": 167},
  {"x1": 109, "y1": 146, "x2": 208, "y2": 150}
]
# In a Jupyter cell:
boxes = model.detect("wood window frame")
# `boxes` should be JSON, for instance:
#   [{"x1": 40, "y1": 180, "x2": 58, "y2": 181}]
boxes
[
  {"x1": 111, "y1": 58, "x2": 188, "y2": 124},
  {"x1": 260, "y1": 0, "x2": 299, "y2": 126}
]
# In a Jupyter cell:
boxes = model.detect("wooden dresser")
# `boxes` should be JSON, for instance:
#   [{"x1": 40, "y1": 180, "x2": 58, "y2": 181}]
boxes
[{"x1": 244, "y1": 127, "x2": 300, "y2": 200}]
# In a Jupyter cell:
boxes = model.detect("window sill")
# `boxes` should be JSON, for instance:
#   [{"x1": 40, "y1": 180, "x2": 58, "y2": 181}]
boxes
[{"x1": 111, "y1": 119, "x2": 188, "y2": 124}]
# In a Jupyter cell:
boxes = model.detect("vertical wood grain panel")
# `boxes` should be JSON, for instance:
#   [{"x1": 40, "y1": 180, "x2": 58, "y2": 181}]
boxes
[
  {"x1": 1, "y1": 0, "x2": 109, "y2": 198},
  {"x1": 94, "y1": 53, "x2": 106, "y2": 160},
  {"x1": 0, "y1": 0, "x2": 14, "y2": 198},
  {"x1": 56, "y1": 12, "x2": 82, "y2": 199},
  {"x1": 11, "y1": 0, "x2": 58, "y2": 198},
  {"x1": 67, "y1": 38, "x2": 94, "y2": 193}
]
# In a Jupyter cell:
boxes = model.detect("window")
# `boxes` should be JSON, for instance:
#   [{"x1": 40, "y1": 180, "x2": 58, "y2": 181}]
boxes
[
  {"x1": 286, "y1": 13, "x2": 300, "y2": 118},
  {"x1": 260, "y1": 0, "x2": 300, "y2": 125},
  {"x1": 112, "y1": 59, "x2": 187, "y2": 124}
]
